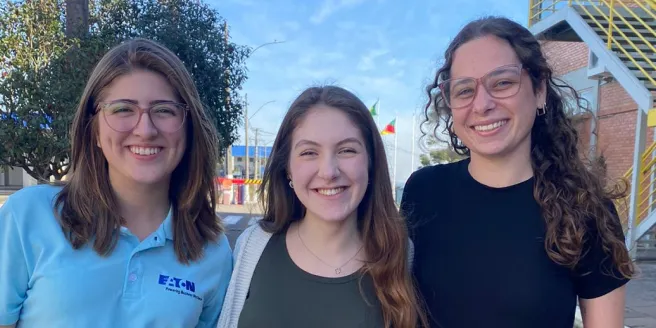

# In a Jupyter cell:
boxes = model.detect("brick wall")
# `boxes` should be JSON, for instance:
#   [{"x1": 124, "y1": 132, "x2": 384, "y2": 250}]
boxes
[
  {"x1": 541, "y1": 41, "x2": 589, "y2": 76},
  {"x1": 541, "y1": 41, "x2": 646, "y2": 182},
  {"x1": 596, "y1": 81, "x2": 645, "y2": 180}
]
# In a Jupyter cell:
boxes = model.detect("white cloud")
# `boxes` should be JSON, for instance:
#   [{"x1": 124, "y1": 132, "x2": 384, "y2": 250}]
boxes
[
  {"x1": 356, "y1": 49, "x2": 389, "y2": 71},
  {"x1": 310, "y1": 0, "x2": 368, "y2": 24},
  {"x1": 283, "y1": 21, "x2": 301, "y2": 31}
]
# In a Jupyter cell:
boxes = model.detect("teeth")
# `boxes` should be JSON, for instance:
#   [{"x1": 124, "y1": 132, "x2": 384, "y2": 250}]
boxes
[
  {"x1": 317, "y1": 187, "x2": 345, "y2": 196},
  {"x1": 129, "y1": 146, "x2": 161, "y2": 156},
  {"x1": 474, "y1": 120, "x2": 507, "y2": 132}
]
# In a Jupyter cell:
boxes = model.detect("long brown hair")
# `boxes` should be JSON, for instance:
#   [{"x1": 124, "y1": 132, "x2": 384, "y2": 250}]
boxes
[
  {"x1": 258, "y1": 86, "x2": 428, "y2": 328},
  {"x1": 54, "y1": 38, "x2": 223, "y2": 264},
  {"x1": 422, "y1": 16, "x2": 634, "y2": 278}
]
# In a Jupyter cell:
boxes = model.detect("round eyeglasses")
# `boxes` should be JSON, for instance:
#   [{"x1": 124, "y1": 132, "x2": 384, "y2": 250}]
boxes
[
  {"x1": 98, "y1": 101, "x2": 188, "y2": 133},
  {"x1": 438, "y1": 64, "x2": 524, "y2": 109}
]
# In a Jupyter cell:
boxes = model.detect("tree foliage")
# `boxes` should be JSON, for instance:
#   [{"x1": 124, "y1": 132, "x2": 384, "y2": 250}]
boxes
[
  {"x1": 0, "y1": 0, "x2": 249, "y2": 181},
  {"x1": 418, "y1": 137, "x2": 466, "y2": 168}
]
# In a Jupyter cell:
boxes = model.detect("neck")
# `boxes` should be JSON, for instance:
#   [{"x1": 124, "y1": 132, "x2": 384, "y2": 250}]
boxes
[
  {"x1": 468, "y1": 143, "x2": 533, "y2": 188},
  {"x1": 296, "y1": 212, "x2": 362, "y2": 255},
  {"x1": 109, "y1": 173, "x2": 171, "y2": 226}
]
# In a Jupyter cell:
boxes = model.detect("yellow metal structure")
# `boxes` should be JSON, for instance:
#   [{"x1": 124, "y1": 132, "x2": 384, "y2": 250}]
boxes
[
  {"x1": 615, "y1": 140, "x2": 656, "y2": 230},
  {"x1": 648, "y1": 109, "x2": 656, "y2": 127},
  {"x1": 528, "y1": 0, "x2": 656, "y2": 231},
  {"x1": 529, "y1": 0, "x2": 656, "y2": 90}
]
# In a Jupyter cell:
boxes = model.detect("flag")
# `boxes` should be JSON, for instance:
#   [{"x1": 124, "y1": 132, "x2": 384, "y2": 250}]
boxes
[
  {"x1": 381, "y1": 119, "x2": 395, "y2": 135},
  {"x1": 369, "y1": 100, "x2": 378, "y2": 116}
]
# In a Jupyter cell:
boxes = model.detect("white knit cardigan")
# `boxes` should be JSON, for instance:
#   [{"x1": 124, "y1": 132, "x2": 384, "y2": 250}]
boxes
[{"x1": 216, "y1": 224, "x2": 414, "y2": 328}]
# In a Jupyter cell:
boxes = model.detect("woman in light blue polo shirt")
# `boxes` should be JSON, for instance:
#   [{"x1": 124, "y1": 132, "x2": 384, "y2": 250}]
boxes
[{"x1": 0, "y1": 38, "x2": 233, "y2": 328}]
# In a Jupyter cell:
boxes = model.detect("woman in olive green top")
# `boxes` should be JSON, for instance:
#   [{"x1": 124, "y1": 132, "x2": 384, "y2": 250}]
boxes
[{"x1": 217, "y1": 86, "x2": 428, "y2": 328}]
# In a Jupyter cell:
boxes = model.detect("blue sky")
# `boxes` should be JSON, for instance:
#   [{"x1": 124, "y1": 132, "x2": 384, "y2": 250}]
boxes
[{"x1": 209, "y1": 0, "x2": 529, "y2": 185}]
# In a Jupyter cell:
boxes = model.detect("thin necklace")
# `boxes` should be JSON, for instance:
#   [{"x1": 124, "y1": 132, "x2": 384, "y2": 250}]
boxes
[{"x1": 296, "y1": 224, "x2": 364, "y2": 275}]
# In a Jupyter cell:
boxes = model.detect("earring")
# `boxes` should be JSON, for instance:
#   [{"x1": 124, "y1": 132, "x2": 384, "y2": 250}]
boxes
[
  {"x1": 289, "y1": 180, "x2": 294, "y2": 189},
  {"x1": 537, "y1": 102, "x2": 547, "y2": 116}
]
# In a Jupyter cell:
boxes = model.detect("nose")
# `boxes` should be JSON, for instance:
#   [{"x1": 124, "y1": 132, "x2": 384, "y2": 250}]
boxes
[
  {"x1": 317, "y1": 154, "x2": 340, "y2": 181},
  {"x1": 471, "y1": 82, "x2": 495, "y2": 114},
  {"x1": 132, "y1": 113, "x2": 158, "y2": 138}
]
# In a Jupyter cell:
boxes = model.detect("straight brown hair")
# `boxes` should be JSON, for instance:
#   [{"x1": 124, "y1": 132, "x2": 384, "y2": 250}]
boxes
[
  {"x1": 54, "y1": 38, "x2": 223, "y2": 264},
  {"x1": 258, "y1": 85, "x2": 428, "y2": 328}
]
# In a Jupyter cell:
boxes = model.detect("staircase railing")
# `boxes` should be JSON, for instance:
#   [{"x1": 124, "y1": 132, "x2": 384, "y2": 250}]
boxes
[
  {"x1": 616, "y1": 140, "x2": 656, "y2": 231},
  {"x1": 528, "y1": 0, "x2": 656, "y2": 91},
  {"x1": 529, "y1": 0, "x2": 656, "y2": 233}
]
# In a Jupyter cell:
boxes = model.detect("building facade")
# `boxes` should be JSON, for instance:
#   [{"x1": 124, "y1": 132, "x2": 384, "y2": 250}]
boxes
[
  {"x1": 224, "y1": 145, "x2": 273, "y2": 179},
  {"x1": 542, "y1": 40, "x2": 650, "y2": 181}
]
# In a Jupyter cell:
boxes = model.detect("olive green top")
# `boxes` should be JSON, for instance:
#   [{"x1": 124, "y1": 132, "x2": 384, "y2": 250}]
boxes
[{"x1": 237, "y1": 229, "x2": 384, "y2": 328}]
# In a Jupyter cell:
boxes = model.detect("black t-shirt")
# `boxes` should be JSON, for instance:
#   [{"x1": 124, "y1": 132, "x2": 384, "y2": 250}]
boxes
[{"x1": 400, "y1": 158, "x2": 629, "y2": 328}]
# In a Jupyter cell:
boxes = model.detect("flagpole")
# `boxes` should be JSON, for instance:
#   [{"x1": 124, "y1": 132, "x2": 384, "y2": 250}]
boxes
[
  {"x1": 393, "y1": 112, "x2": 398, "y2": 191},
  {"x1": 376, "y1": 98, "x2": 380, "y2": 128},
  {"x1": 411, "y1": 113, "x2": 415, "y2": 170}
]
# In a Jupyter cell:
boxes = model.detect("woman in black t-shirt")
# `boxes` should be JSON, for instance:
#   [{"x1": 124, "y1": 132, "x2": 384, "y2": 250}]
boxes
[{"x1": 401, "y1": 16, "x2": 634, "y2": 328}]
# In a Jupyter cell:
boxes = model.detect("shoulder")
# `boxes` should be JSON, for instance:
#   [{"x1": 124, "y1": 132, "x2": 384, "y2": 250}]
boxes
[
  {"x1": 205, "y1": 233, "x2": 233, "y2": 262},
  {"x1": 3, "y1": 184, "x2": 62, "y2": 208},
  {"x1": 1, "y1": 184, "x2": 62, "y2": 223},
  {"x1": 404, "y1": 159, "x2": 468, "y2": 192},
  {"x1": 233, "y1": 223, "x2": 273, "y2": 258}
]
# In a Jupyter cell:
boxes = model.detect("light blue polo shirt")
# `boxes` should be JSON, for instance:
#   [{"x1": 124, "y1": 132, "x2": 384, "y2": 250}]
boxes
[{"x1": 0, "y1": 184, "x2": 233, "y2": 327}]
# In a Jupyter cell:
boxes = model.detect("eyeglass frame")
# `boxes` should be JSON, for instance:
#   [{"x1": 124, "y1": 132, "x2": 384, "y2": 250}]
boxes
[
  {"x1": 95, "y1": 100, "x2": 190, "y2": 133},
  {"x1": 438, "y1": 63, "x2": 525, "y2": 109}
]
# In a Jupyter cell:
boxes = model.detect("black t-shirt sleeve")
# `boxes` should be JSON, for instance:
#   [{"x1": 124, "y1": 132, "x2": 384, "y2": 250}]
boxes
[{"x1": 572, "y1": 200, "x2": 630, "y2": 299}]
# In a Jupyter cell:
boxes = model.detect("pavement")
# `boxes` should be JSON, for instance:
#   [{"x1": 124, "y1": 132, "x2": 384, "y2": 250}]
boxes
[
  {"x1": 625, "y1": 262, "x2": 656, "y2": 327},
  {"x1": 218, "y1": 211, "x2": 261, "y2": 248}
]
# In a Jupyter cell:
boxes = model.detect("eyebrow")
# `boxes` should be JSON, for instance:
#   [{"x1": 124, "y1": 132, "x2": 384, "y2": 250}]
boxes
[
  {"x1": 106, "y1": 99, "x2": 179, "y2": 105},
  {"x1": 294, "y1": 137, "x2": 363, "y2": 150}
]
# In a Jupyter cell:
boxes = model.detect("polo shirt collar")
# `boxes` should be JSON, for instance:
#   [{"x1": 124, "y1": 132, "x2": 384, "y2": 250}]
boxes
[{"x1": 161, "y1": 207, "x2": 174, "y2": 241}]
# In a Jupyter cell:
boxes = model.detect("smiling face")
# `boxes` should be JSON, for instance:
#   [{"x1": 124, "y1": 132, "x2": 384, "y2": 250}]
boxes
[
  {"x1": 448, "y1": 35, "x2": 545, "y2": 159},
  {"x1": 288, "y1": 105, "x2": 369, "y2": 223},
  {"x1": 96, "y1": 70, "x2": 187, "y2": 188}
]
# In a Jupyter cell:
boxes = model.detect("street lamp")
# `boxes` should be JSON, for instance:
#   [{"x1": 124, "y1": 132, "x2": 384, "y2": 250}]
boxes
[
  {"x1": 246, "y1": 99, "x2": 275, "y2": 178},
  {"x1": 243, "y1": 40, "x2": 284, "y2": 203},
  {"x1": 250, "y1": 100, "x2": 275, "y2": 120},
  {"x1": 249, "y1": 40, "x2": 286, "y2": 56}
]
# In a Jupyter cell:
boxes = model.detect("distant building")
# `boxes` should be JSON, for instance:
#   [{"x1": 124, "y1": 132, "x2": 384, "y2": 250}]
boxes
[
  {"x1": 224, "y1": 145, "x2": 273, "y2": 179},
  {"x1": 0, "y1": 166, "x2": 36, "y2": 192}
]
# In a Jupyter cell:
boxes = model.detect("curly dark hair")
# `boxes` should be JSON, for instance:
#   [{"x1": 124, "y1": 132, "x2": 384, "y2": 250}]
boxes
[{"x1": 422, "y1": 16, "x2": 634, "y2": 278}]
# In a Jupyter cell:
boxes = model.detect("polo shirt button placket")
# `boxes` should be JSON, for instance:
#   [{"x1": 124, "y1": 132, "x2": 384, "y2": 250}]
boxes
[{"x1": 123, "y1": 253, "x2": 144, "y2": 299}]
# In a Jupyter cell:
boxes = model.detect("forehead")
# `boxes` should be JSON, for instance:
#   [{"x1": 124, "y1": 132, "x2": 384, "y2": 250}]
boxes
[
  {"x1": 450, "y1": 35, "x2": 520, "y2": 78},
  {"x1": 292, "y1": 105, "x2": 363, "y2": 144},
  {"x1": 102, "y1": 70, "x2": 177, "y2": 102}
]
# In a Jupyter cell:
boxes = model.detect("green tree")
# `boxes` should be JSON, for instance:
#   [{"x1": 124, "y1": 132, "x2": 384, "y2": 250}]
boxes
[
  {"x1": 418, "y1": 138, "x2": 465, "y2": 167},
  {"x1": 0, "y1": 0, "x2": 248, "y2": 182}
]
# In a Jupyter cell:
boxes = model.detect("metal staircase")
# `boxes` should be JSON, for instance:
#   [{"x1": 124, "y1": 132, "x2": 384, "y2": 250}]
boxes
[{"x1": 528, "y1": 0, "x2": 656, "y2": 259}]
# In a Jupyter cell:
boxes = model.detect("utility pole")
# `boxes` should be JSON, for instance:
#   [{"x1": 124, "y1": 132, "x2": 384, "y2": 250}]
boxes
[
  {"x1": 243, "y1": 94, "x2": 250, "y2": 203},
  {"x1": 254, "y1": 128, "x2": 259, "y2": 179},
  {"x1": 244, "y1": 94, "x2": 249, "y2": 180}
]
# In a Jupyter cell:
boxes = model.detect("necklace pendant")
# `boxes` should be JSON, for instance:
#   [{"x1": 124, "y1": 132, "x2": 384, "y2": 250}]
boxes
[{"x1": 335, "y1": 267, "x2": 342, "y2": 274}]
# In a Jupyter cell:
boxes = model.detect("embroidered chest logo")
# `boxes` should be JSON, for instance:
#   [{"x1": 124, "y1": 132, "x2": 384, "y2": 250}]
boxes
[{"x1": 158, "y1": 274, "x2": 203, "y2": 301}]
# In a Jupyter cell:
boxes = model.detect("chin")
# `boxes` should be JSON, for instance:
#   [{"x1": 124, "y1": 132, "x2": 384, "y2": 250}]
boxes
[
  {"x1": 309, "y1": 207, "x2": 356, "y2": 223},
  {"x1": 127, "y1": 171, "x2": 170, "y2": 186},
  {"x1": 470, "y1": 142, "x2": 512, "y2": 157}
]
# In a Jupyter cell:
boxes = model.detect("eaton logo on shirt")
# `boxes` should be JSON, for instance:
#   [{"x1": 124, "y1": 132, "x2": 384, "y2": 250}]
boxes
[{"x1": 158, "y1": 274, "x2": 202, "y2": 301}]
